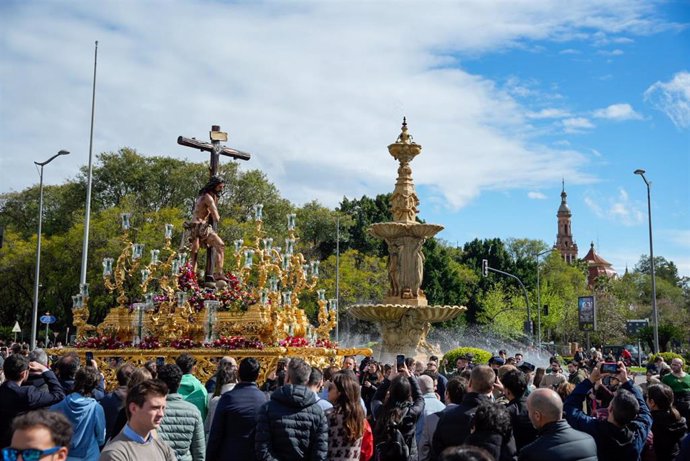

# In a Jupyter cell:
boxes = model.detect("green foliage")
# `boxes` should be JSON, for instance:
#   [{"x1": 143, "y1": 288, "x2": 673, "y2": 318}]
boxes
[
  {"x1": 647, "y1": 352, "x2": 684, "y2": 366},
  {"x1": 442, "y1": 346, "x2": 492, "y2": 367},
  {"x1": 637, "y1": 324, "x2": 685, "y2": 353}
]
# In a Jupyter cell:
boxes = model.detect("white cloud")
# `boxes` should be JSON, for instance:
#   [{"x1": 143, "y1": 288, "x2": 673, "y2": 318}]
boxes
[
  {"x1": 593, "y1": 103, "x2": 643, "y2": 120},
  {"x1": 644, "y1": 71, "x2": 690, "y2": 129},
  {"x1": 596, "y1": 49, "x2": 625, "y2": 56},
  {"x1": 526, "y1": 108, "x2": 570, "y2": 119},
  {"x1": 562, "y1": 117, "x2": 595, "y2": 133},
  {"x1": 584, "y1": 188, "x2": 644, "y2": 226},
  {"x1": 559, "y1": 48, "x2": 581, "y2": 55},
  {"x1": 528, "y1": 191, "x2": 547, "y2": 199},
  {"x1": 0, "y1": 1, "x2": 671, "y2": 210}
]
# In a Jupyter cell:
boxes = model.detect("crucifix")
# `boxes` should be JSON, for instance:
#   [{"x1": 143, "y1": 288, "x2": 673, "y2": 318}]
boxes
[{"x1": 178, "y1": 125, "x2": 251, "y2": 284}]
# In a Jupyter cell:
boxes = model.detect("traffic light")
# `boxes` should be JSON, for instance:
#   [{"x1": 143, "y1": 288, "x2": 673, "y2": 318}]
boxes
[
  {"x1": 543, "y1": 304, "x2": 549, "y2": 316},
  {"x1": 482, "y1": 259, "x2": 488, "y2": 277},
  {"x1": 523, "y1": 320, "x2": 533, "y2": 335}
]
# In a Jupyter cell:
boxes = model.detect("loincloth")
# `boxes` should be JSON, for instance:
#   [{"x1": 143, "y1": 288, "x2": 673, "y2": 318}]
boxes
[{"x1": 184, "y1": 221, "x2": 216, "y2": 246}]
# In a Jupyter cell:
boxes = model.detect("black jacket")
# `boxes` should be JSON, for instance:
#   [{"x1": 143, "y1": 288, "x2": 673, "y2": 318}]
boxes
[
  {"x1": 506, "y1": 396, "x2": 538, "y2": 451},
  {"x1": 518, "y1": 420, "x2": 597, "y2": 461},
  {"x1": 431, "y1": 392, "x2": 492, "y2": 460},
  {"x1": 650, "y1": 409, "x2": 686, "y2": 461},
  {"x1": 564, "y1": 379, "x2": 652, "y2": 461},
  {"x1": 207, "y1": 382, "x2": 268, "y2": 461},
  {"x1": 0, "y1": 371, "x2": 65, "y2": 447},
  {"x1": 465, "y1": 430, "x2": 517, "y2": 461},
  {"x1": 372, "y1": 376, "x2": 425, "y2": 460},
  {"x1": 255, "y1": 384, "x2": 328, "y2": 461}
]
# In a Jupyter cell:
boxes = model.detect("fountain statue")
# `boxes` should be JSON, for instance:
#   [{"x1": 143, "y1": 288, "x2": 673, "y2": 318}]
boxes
[{"x1": 348, "y1": 119, "x2": 466, "y2": 360}]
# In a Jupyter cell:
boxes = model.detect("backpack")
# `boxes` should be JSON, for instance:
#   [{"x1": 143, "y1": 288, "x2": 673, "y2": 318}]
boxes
[{"x1": 376, "y1": 407, "x2": 410, "y2": 461}]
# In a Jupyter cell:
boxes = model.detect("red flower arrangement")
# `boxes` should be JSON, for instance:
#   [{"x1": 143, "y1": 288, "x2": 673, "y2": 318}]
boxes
[
  {"x1": 75, "y1": 336, "x2": 132, "y2": 350},
  {"x1": 178, "y1": 263, "x2": 256, "y2": 312},
  {"x1": 279, "y1": 336, "x2": 310, "y2": 348},
  {"x1": 207, "y1": 336, "x2": 265, "y2": 350},
  {"x1": 169, "y1": 338, "x2": 202, "y2": 349},
  {"x1": 314, "y1": 338, "x2": 337, "y2": 348},
  {"x1": 137, "y1": 336, "x2": 161, "y2": 349}
]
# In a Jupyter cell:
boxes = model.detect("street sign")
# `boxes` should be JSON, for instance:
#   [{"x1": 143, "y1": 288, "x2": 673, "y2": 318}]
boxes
[
  {"x1": 626, "y1": 319, "x2": 649, "y2": 335},
  {"x1": 40, "y1": 315, "x2": 57, "y2": 324},
  {"x1": 12, "y1": 321, "x2": 21, "y2": 333}
]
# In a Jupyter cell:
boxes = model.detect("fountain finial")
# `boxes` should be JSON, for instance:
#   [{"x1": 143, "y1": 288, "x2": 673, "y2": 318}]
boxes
[{"x1": 397, "y1": 117, "x2": 413, "y2": 144}]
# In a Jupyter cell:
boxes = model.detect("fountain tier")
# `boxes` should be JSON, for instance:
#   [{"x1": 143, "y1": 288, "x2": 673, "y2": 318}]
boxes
[{"x1": 348, "y1": 119, "x2": 465, "y2": 360}]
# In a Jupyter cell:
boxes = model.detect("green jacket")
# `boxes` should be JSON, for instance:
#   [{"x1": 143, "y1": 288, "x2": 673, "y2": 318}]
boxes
[
  {"x1": 179, "y1": 374, "x2": 208, "y2": 420},
  {"x1": 158, "y1": 393, "x2": 206, "y2": 461}
]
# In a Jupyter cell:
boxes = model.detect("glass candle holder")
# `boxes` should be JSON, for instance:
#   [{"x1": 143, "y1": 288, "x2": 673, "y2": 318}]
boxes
[
  {"x1": 176, "y1": 291, "x2": 187, "y2": 308},
  {"x1": 120, "y1": 213, "x2": 131, "y2": 231},
  {"x1": 102, "y1": 258, "x2": 114, "y2": 277},
  {"x1": 234, "y1": 239, "x2": 244, "y2": 254},
  {"x1": 287, "y1": 213, "x2": 296, "y2": 231},
  {"x1": 80, "y1": 283, "x2": 89, "y2": 297},
  {"x1": 150, "y1": 249, "x2": 160, "y2": 265},
  {"x1": 140, "y1": 268, "x2": 151, "y2": 283},
  {"x1": 164, "y1": 223, "x2": 174, "y2": 239},
  {"x1": 317, "y1": 289, "x2": 326, "y2": 301},
  {"x1": 254, "y1": 203, "x2": 264, "y2": 221},
  {"x1": 311, "y1": 260, "x2": 319, "y2": 277}
]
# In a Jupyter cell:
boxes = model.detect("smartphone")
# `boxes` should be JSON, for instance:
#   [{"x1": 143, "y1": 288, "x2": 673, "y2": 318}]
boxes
[
  {"x1": 601, "y1": 362, "x2": 618, "y2": 374},
  {"x1": 85, "y1": 351, "x2": 94, "y2": 367},
  {"x1": 156, "y1": 356, "x2": 165, "y2": 367},
  {"x1": 396, "y1": 354, "x2": 405, "y2": 370}
]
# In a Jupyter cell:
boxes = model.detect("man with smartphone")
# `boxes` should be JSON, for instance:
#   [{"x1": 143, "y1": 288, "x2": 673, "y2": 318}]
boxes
[{"x1": 563, "y1": 361, "x2": 652, "y2": 461}]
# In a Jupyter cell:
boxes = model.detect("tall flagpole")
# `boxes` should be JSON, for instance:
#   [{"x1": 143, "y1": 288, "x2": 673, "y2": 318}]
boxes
[{"x1": 80, "y1": 41, "x2": 98, "y2": 286}]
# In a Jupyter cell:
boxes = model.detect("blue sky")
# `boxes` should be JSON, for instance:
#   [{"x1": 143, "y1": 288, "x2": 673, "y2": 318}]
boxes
[{"x1": 1, "y1": 1, "x2": 688, "y2": 277}]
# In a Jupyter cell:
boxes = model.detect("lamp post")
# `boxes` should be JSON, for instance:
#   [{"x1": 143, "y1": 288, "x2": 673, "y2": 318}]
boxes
[
  {"x1": 31, "y1": 150, "x2": 70, "y2": 350},
  {"x1": 534, "y1": 248, "x2": 553, "y2": 349},
  {"x1": 335, "y1": 216, "x2": 340, "y2": 344},
  {"x1": 634, "y1": 169, "x2": 659, "y2": 354}
]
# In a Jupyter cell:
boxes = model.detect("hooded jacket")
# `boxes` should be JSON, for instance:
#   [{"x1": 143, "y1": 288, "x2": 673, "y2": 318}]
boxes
[
  {"x1": 51, "y1": 393, "x2": 106, "y2": 461},
  {"x1": 564, "y1": 378, "x2": 652, "y2": 461},
  {"x1": 255, "y1": 384, "x2": 328, "y2": 461}
]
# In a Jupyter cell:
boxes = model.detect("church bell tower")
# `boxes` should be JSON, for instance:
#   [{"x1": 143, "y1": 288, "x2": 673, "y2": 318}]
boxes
[{"x1": 553, "y1": 180, "x2": 578, "y2": 263}]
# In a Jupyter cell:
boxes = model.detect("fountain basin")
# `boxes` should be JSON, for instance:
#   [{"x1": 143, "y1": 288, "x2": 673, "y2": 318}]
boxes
[
  {"x1": 369, "y1": 222, "x2": 444, "y2": 240},
  {"x1": 349, "y1": 303, "x2": 466, "y2": 323}
]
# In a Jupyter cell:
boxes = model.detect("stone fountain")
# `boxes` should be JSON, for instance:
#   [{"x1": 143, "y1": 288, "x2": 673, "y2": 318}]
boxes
[{"x1": 348, "y1": 119, "x2": 466, "y2": 361}]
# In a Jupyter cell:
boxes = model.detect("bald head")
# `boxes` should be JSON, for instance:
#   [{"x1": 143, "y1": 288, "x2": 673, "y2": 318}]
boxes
[{"x1": 527, "y1": 388, "x2": 563, "y2": 429}]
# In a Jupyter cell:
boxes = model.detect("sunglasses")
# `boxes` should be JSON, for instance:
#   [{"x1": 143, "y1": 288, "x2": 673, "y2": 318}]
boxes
[{"x1": 2, "y1": 447, "x2": 61, "y2": 461}]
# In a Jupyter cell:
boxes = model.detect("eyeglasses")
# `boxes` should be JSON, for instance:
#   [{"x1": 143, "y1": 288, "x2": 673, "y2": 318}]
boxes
[{"x1": 2, "y1": 447, "x2": 61, "y2": 461}]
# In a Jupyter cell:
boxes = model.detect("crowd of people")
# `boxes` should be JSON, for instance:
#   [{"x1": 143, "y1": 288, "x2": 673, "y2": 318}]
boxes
[{"x1": 1, "y1": 341, "x2": 689, "y2": 461}]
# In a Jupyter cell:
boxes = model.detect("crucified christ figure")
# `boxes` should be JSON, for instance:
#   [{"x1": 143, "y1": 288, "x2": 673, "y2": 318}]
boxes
[{"x1": 185, "y1": 175, "x2": 228, "y2": 282}]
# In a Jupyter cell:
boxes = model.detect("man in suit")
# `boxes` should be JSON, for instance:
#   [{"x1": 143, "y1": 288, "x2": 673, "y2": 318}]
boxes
[
  {"x1": 0, "y1": 353, "x2": 65, "y2": 447},
  {"x1": 207, "y1": 357, "x2": 268, "y2": 461}
]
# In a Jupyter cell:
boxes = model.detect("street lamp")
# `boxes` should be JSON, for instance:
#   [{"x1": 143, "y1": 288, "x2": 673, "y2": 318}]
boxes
[
  {"x1": 634, "y1": 169, "x2": 659, "y2": 354},
  {"x1": 534, "y1": 248, "x2": 553, "y2": 349},
  {"x1": 31, "y1": 150, "x2": 70, "y2": 350}
]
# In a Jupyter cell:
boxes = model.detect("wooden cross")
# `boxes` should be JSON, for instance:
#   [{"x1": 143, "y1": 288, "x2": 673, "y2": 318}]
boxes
[{"x1": 177, "y1": 125, "x2": 251, "y2": 281}]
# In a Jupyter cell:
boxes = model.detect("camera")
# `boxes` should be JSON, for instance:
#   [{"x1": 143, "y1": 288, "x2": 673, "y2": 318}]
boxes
[
  {"x1": 601, "y1": 362, "x2": 619, "y2": 374},
  {"x1": 396, "y1": 354, "x2": 405, "y2": 371}
]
